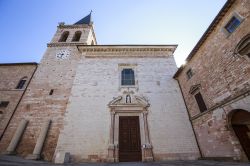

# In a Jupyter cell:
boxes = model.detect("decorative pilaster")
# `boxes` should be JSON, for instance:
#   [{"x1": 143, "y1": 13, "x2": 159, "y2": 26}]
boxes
[{"x1": 142, "y1": 111, "x2": 153, "y2": 161}]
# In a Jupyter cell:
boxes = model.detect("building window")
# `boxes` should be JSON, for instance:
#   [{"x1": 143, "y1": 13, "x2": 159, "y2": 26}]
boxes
[
  {"x1": 194, "y1": 92, "x2": 207, "y2": 113},
  {"x1": 225, "y1": 16, "x2": 241, "y2": 33},
  {"x1": 59, "y1": 31, "x2": 69, "y2": 42},
  {"x1": 72, "y1": 31, "x2": 82, "y2": 42},
  {"x1": 234, "y1": 34, "x2": 250, "y2": 58},
  {"x1": 16, "y1": 77, "x2": 27, "y2": 89},
  {"x1": 0, "y1": 101, "x2": 9, "y2": 108},
  {"x1": 222, "y1": 12, "x2": 244, "y2": 37},
  {"x1": 186, "y1": 69, "x2": 193, "y2": 79},
  {"x1": 121, "y1": 69, "x2": 135, "y2": 86}
]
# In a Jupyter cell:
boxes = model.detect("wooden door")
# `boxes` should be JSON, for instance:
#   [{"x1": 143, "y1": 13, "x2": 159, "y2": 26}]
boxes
[
  {"x1": 119, "y1": 116, "x2": 142, "y2": 162},
  {"x1": 233, "y1": 125, "x2": 250, "y2": 160}
]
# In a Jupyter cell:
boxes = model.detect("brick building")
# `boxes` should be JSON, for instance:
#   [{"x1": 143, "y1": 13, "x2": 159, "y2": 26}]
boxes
[
  {"x1": 0, "y1": 63, "x2": 37, "y2": 140},
  {"x1": 174, "y1": 0, "x2": 250, "y2": 161},
  {"x1": 0, "y1": 12, "x2": 199, "y2": 162}
]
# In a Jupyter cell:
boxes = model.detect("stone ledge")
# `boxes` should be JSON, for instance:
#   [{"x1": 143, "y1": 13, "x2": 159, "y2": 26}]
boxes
[{"x1": 191, "y1": 89, "x2": 250, "y2": 121}]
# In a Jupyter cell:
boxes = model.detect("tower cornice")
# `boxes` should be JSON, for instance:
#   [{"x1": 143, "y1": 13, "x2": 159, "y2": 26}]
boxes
[{"x1": 57, "y1": 24, "x2": 92, "y2": 29}]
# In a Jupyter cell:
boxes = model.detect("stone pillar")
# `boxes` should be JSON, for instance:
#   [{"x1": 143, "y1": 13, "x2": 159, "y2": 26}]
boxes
[
  {"x1": 107, "y1": 111, "x2": 115, "y2": 162},
  {"x1": 5, "y1": 119, "x2": 28, "y2": 155},
  {"x1": 142, "y1": 111, "x2": 153, "y2": 161},
  {"x1": 114, "y1": 113, "x2": 119, "y2": 162},
  {"x1": 26, "y1": 119, "x2": 51, "y2": 160}
]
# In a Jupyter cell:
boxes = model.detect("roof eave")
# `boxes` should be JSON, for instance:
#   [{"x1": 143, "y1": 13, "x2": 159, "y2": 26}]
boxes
[
  {"x1": 0, "y1": 62, "x2": 38, "y2": 66},
  {"x1": 173, "y1": 0, "x2": 235, "y2": 78}
]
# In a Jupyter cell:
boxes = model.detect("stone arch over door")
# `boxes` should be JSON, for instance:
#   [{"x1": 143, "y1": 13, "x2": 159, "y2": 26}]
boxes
[
  {"x1": 107, "y1": 95, "x2": 153, "y2": 162},
  {"x1": 229, "y1": 109, "x2": 250, "y2": 160}
]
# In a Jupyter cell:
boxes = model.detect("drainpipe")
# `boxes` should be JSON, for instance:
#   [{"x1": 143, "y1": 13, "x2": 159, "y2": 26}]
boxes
[
  {"x1": 0, "y1": 64, "x2": 38, "y2": 141},
  {"x1": 175, "y1": 78, "x2": 203, "y2": 158}
]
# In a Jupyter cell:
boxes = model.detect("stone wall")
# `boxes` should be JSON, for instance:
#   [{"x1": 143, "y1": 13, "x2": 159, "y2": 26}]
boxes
[
  {"x1": 0, "y1": 64, "x2": 37, "y2": 139},
  {"x1": 175, "y1": 0, "x2": 250, "y2": 161},
  {"x1": 192, "y1": 95, "x2": 250, "y2": 161}
]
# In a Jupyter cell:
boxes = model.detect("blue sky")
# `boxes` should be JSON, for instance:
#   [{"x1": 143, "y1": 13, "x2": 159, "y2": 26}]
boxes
[{"x1": 0, "y1": 0, "x2": 226, "y2": 66}]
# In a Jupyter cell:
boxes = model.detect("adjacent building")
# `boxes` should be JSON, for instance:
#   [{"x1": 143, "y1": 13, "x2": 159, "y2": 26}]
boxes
[
  {"x1": 0, "y1": 63, "x2": 37, "y2": 140},
  {"x1": 174, "y1": 0, "x2": 250, "y2": 161}
]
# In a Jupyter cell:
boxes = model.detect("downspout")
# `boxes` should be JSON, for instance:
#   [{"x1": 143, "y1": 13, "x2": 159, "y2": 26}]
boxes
[
  {"x1": 0, "y1": 64, "x2": 38, "y2": 141},
  {"x1": 175, "y1": 78, "x2": 203, "y2": 158}
]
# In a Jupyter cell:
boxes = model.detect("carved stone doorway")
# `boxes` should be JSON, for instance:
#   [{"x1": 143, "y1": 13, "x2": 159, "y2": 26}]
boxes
[{"x1": 107, "y1": 94, "x2": 153, "y2": 162}]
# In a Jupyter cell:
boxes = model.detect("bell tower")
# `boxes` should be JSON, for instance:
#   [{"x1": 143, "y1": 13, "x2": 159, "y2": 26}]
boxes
[{"x1": 50, "y1": 12, "x2": 97, "y2": 45}]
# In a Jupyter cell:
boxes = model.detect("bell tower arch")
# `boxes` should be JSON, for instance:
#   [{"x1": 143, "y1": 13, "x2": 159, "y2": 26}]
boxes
[{"x1": 50, "y1": 12, "x2": 97, "y2": 45}]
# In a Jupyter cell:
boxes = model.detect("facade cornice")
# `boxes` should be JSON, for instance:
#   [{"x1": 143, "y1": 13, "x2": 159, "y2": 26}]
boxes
[
  {"x1": 47, "y1": 43, "x2": 177, "y2": 57},
  {"x1": 78, "y1": 45, "x2": 177, "y2": 58},
  {"x1": 78, "y1": 45, "x2": 177, "y2": 53}
]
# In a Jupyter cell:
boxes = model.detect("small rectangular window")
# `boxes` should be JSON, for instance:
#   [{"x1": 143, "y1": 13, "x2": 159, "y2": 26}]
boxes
[
  {"x1": 186, "y1": 69, "x2": 193, "y2": 79},
  {"x1": 225, "y1": 16, "x2": 241, "y2": 33},
  {"x1": 49, "y1": 89, "x2": 54, "y2": 95},
  {"x1": 0, "y1": 101, "x2": 9, "y2": 108},
  {"x1": 194, "y1": 92, "x2": 207, "y2": 113}
]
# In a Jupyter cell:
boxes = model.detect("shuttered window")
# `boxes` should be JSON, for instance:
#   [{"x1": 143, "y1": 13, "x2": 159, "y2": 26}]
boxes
[{"x1": 194, "y1": 92, "x2": 207, "y2": 113}]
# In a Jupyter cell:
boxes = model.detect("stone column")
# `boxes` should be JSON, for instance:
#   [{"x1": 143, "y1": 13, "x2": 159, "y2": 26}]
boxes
[
  {"x1": 107, "y1": 111, "x2": 115, "y2": 162},
  {"x1": 114, "y1": 113, "x2": 119, "y2": 162},
  {"x1": 26, "y1": 119, "x2": 51, "y2": 160},
  {"x1": 5, "y1": 119, "x2": 28, "y2": 155},
  {"x1": 142, "y1": 111, "x2": 153, "y2": 161}
]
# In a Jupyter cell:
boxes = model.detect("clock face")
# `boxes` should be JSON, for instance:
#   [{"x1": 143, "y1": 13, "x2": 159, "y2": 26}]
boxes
[{"x1": 56, "y1": 49, "x2": 70, "y2": 59}]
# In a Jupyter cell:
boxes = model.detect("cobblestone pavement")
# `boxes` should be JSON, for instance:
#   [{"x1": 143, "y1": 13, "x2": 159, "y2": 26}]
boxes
[{"x1": 0, "y1": 155, "x2": 249, "y2": 166}]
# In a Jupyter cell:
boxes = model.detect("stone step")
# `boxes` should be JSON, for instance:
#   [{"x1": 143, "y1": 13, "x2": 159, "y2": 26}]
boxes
[{"x1": 198, "y1": 157, "x2": 235, "y2": 161}]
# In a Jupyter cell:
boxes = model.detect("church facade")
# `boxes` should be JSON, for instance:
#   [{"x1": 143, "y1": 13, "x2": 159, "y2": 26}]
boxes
[
  {"x1": 0, "y1": 0, "x2": 249, "y2": 163},
  {"x1": 0, "y1": 12, "x2": 199, "y2": 162}
]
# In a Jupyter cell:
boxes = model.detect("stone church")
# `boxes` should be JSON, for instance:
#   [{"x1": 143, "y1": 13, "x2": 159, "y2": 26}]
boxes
[
  {"x1": 0, "y1": 11, "x2": 199, "y2": 163},
  {"x1": 0, "y1": 0, "x2": 249, "y2": 163}
]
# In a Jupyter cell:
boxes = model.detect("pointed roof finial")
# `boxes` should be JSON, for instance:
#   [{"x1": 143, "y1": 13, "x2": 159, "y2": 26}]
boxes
[{"x1": 74, "y1": 11, "x2": 92, "y2": 25}]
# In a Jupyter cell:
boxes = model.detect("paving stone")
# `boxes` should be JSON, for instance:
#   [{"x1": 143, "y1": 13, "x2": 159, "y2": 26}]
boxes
[{"x1": 0, "y1": 155, "x2": 249, "y2": 166}]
